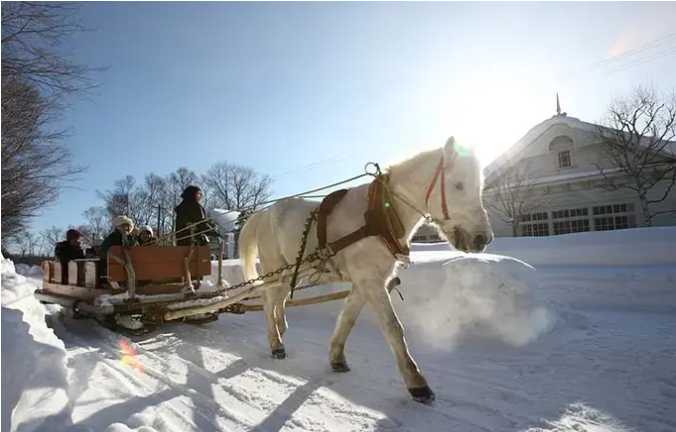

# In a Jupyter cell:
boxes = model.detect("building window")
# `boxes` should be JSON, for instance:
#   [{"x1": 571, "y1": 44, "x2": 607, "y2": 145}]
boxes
[
  {"x1": 519, "y1": 212, "x2": 549, "y2": 236},
  {"x1": 592, "y1": 203, "x2": 636, "y2": 231},
  {"x1": 552, "y1": 207, "x2": 588, "y2": 219},
  {"x1": 553, "y1": 219, "x2": 590, "y2": 235},
  {"x1": 558, "y1": 150, "x2": 571, "y2": 168},
  {"x1": 551, "y1": 207, "x2": 590, "y2": 235}
]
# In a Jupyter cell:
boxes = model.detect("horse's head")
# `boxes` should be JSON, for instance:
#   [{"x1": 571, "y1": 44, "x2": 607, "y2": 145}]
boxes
[{"x1": 426, "y1": 137, "x2": 493, "y2": 253}]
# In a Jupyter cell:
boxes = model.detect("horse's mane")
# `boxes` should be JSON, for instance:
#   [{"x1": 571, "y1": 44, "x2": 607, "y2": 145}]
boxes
[{"x1": 385, "y1": 146, "x2": 442, "y2": 177}]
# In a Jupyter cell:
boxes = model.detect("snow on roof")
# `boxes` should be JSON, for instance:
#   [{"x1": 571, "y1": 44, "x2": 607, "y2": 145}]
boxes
[{"x1": 484, "y1": 114, "x2": 676, "y2": 178}]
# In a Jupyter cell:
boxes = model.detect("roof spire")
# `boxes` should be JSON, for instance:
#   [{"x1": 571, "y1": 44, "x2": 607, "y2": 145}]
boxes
[{"x1": 556, "y1": 92, "x2": 561, "y2": 116}]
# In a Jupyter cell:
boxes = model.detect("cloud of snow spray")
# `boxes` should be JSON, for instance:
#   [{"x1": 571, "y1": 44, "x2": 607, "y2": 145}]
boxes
[{"x1": 397, "y1": 255, "x2": 554, "y2": 349}]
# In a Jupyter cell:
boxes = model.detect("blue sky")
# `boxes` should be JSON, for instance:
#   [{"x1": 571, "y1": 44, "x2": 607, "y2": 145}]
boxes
[{"x1": 34, "y1": 2, "x2": 676, "y2": 233}]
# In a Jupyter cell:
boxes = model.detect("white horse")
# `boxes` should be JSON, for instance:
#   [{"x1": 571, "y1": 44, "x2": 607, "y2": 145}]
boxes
[{"x1": 238, "y1": 137, "x2": 493, "y2": 403}]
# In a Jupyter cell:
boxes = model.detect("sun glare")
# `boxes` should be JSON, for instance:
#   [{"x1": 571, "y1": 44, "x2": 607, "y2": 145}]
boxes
[{"x1": 433, "y1": 71, "x2": 554, "y2": 168}]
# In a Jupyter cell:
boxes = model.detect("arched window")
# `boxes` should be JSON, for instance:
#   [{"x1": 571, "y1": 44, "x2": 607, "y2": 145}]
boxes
[{"x1": 549, "y1": 135, "x2": 574, "y2": 169}]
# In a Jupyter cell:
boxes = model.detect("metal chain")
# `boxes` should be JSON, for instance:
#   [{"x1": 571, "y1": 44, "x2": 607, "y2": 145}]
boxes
[
  {"x1": 218, "y1": 245, "x2": 336, "y2": 295},
  {"x1": 289, "y1": 209, "x2": 318, "y2": 299},
  {"x1": 216, "y1": 212, "x2": 337, "y2": 296}
]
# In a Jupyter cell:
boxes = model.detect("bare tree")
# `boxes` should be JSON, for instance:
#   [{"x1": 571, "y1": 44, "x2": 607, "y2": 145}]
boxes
[
  {"x1": 1, "y1": 3, "x2": 92, "y2": 246},
  {"x1": 2, "y1": 2, "x2": 92, "y2": 97},
  {"x1": 483, "y1": 162, "x2": 549, "y2": 236},
  {"x1": 39, "y1": 226, "x2": 63, "y2": 257},
  {"x1": 13, "y1": 231, "x2": 40, "y2": 256},
  {"x1": 1, "y1": 75, "x2": 84, "y2": 240},
  {"x1": 203, "y1": 162, "x2": 272, "y2": 211},
  {"x1": 595, "y1": 87, "x2": 676, "y2": 226},
  {"x1": 82, "y1": 206, "x2": 109, "y2": 241}
]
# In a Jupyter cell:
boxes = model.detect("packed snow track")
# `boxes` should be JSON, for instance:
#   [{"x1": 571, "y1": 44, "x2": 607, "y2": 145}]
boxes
[{"x1": 3, "y1": 227, "x2": 676, "y2": 432}]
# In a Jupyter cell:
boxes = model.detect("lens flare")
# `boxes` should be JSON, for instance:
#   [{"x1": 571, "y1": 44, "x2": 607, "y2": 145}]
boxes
[
  {"x1": 454, "y1": 140, "x2": 473, "y2": 157},
  {"x1": 119, "y1": 339, "x2": 144, "y2": 373}
]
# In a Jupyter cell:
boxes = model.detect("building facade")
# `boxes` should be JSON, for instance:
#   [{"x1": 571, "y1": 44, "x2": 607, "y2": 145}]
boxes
[{"x1": 482, "y1": 111, "x2": 676, "y2": 237}]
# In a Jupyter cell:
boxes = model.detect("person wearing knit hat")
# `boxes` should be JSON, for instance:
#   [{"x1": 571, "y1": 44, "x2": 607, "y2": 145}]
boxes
[
  {"x1": 137, "y1": 225, "x2": 156, "y2": 246},
  {"x1": 98, "y1": 215, "x2": 139, "y2": 281}
]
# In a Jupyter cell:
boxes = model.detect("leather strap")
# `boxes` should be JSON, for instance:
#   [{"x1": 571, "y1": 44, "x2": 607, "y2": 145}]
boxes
[
  {"x1": 424, "y1": 151, "x2": 456, "y2": 221},
  {"x1": 316, "y1": 176, "x2": 409, "y2": 259},
  {"x1": 317, "y1": 189, "x2": 349, "y2": 250}
]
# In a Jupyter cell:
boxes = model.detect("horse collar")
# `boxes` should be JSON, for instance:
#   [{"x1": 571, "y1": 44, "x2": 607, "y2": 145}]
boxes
[{"x1": 424, "y1": 151, "x2": 454, "y2": 221}]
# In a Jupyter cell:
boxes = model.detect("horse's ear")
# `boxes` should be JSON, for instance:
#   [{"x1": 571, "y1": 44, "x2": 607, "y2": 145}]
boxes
[{"x1": 445, "y1": 136, "x2": 456, "y2": 154}]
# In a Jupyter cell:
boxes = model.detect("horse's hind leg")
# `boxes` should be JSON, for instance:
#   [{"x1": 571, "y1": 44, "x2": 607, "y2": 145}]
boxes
[
  {"x1": 329, "y1": 289, "x2": 365, "y2": 372},
  {"x1": 263, "y1": 282, "x2": 291, "y2": 359},
  {"x1": 262, "y1": 288, "x2": 285, "y2": 358},
  {"x1": 273, "y1": 283, "x2": 291, "y2": 337}
]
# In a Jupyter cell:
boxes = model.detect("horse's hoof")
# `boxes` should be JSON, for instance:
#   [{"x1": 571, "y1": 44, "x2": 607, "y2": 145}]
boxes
[
  {"x1": 409, "y1": 386, "x2": 435, "y2": 404},
  {"x1": 331, "y1": 361, "x2": 350, "y2": 373},
  {"x1": 271, "y1": 348, "x2": 286, "y2": 359}
]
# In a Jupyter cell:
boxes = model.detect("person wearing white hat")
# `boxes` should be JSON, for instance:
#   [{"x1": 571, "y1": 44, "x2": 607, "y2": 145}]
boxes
[
  {"x1": 137, "y1": 225, "x2": 156, "y2": 246},
  {"x1": 99, "y1": 215, "x2": 139, "y2": 280}
]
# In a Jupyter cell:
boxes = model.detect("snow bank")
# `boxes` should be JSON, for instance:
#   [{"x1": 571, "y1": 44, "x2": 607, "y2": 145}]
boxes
[
  {"x1": 1, "y1": 255, "x2": 71, "y2": 432},
  {"x1": 414, "y1": 226, "x2": 676, "y2": 267},
  {"x1": 397, "y1": 254, "x2": 553, "y2": 349},
  {"x1": 486, "y1": 226, "x2": 676, "y2": 267},
  {"x1": 14, "y1": 263, "x2": 44, "y2": 278}
]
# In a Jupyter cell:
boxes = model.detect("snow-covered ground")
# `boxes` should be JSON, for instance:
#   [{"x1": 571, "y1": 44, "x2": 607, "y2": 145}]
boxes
[{"x1": 2, "y1": 227, "x2": 676, "y2": 432}]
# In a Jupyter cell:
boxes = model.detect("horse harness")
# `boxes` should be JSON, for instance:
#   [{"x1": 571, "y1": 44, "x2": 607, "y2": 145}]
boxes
[
  {"x1": 289, "y1": 150, "x2": 455, "y2": 295},
  {"x1": 315, "y1": 148, "x2": 458, "y2": 258},
  {"x1": 317, "y1": 173, "x2": 409, "y2": 260}
]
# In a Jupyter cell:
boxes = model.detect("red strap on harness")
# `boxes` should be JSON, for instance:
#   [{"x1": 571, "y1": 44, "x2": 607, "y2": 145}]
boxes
[{"x1": 424, "y1": 153, "x2": 452, "y2": 221}]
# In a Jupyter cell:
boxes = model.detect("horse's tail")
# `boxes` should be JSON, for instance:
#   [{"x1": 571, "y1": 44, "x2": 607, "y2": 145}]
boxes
[{"x1": 238, "y1": 211, "x2": 262, "y2": 281}]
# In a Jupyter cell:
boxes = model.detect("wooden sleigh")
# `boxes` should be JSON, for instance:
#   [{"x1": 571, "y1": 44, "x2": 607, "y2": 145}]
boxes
[
  {"x1": 35, "y1": 245, "x2": 237, "y2": 327},
  {"x1": 35, "y1": 243, "x2": 353, "y2": 331}
]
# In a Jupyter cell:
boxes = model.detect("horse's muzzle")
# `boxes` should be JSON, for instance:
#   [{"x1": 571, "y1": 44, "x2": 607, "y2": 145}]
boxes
[{"x1": 450, "y1": 226, "x2": 492, "y2": 253}]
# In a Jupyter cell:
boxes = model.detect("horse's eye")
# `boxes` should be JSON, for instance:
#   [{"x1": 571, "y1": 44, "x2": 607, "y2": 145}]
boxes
[{"x1": 455, "y1": 182, "x2": 464, "y2": 191}]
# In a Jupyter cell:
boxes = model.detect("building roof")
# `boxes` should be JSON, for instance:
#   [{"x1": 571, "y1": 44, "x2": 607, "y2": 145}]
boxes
[{"x1": 484, "y1": 113, "x2": 676, "y2": 178}]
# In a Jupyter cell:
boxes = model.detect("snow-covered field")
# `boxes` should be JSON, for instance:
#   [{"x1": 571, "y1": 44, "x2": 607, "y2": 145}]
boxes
[{"x1": 3, "y1": 227, "x2": 676, "y2": 432}]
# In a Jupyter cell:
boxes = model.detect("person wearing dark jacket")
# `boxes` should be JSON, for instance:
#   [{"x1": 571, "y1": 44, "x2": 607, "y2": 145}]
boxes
[
  {"x1": 55, "y1": 229, "x2": 85, "y2": 263},
  {"x1": 99, "y1": 215, "x2": 139, "y2": 280},
  {"x1": 175, "y1": 185, "x2": 219, "y2": 246},
  {"x1": 55, "y1": 229, "x2": 85, "y2": 282}
]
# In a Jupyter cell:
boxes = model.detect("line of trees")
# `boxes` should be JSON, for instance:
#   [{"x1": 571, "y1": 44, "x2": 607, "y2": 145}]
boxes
[
  {"x1": 95, "y1": 163, "x2": 272, "y2": 239},
  {"x1": 8, "y1": 162, "x2": 273, "y2": 257}
]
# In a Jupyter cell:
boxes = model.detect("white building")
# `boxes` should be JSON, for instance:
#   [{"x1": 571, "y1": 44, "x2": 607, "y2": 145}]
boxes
[{"x1": 482, "y1": 103, "x2": 676, "y2": 237}]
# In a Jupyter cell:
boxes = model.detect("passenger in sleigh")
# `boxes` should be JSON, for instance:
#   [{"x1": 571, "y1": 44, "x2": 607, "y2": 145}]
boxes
[
  {"x1": 99, "y1": 215, "x2": 139, "y2": 282},
  {"x1": 54, "y1": 229, "x2": 85, "y2": 282},
  {"x1": 137, "y1": 225, "x2": 157, "y2": 246},
  {"x1": 175, "y1": 185, "x2": 220, "y2": 246}
]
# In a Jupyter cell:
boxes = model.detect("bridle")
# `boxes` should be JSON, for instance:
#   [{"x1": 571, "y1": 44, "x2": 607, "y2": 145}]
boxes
[{"x1": 424, "y1": 149, "x2": 457, "y2": 221}]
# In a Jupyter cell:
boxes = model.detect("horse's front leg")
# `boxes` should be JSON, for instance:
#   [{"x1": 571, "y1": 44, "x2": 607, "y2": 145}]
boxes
[
  {"x1": 359, "y1": 277, "x2": 435, "y2": 404},
  {"x1": 329, "y1": 288, "x2": 365, "y2": 372}
]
